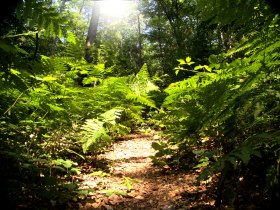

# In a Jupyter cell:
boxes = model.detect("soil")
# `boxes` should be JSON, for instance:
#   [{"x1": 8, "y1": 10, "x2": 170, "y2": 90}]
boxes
[{"x1": 75, "y1": 130, "x2": 216, "y2": 210}]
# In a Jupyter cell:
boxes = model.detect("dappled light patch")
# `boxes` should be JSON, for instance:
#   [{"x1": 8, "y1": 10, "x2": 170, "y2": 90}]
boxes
[{"x1": 75, "y1": 131, "x2": 216, "y2": 210}]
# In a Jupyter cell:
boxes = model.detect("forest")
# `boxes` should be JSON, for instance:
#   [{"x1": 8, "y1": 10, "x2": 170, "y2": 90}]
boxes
[{"x1": 0, "y1": 0, "x2": 279, "y2": 209}]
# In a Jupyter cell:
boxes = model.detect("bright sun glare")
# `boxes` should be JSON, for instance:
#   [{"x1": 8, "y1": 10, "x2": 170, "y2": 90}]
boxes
[{"x1": 99, "y1": 0, "x2": 134, "y2": 19}]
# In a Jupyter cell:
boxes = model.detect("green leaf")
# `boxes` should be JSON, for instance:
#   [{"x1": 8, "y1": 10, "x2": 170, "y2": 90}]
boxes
[
  {"x1": 204, "y1": 65, "x2": 212, "y2": 72},
  {"x1": 67, "y1": 32, "x2": 77, "y2": 44},
  {"x1": 64, "y1": 183, "x2": 79, "y2": 191},
  {"x1": 114, "y1": 190, "x2": 128, "y2": 196},
  {"x1": 151, "y1": 142, "x2": 162, "y2": 150},
  {"x1": 43, "y1": 76, "x2": 57, "y2": 81},
  {"x1": 10, "y1": 69, "x2": 21, "y2": 75},
  {"x1": 70, "y1": 168, "x2": 81, "y2": 174},
  {"x1": 101, "y1": 190, "x2": 128, "y2": 197},
  {"x1": 194, "y1": 65, "x2": 203, "y2": 70},
  {"x1": 208, "y1": 54, "x2": 218, "y2": 64},
  {"x1": 0, "y1": 39, "x2": 18, "y2": 53},
  {"x1": 177, "y1": 59, "x2": 186, "y2": 64},
  {"x1": 79, "y1": 70, "x2": 88, "y2": 75},
  {"x1": 193, "y1": 157, "x2": 209, "y2": 169},
  {"x1": 89, "y1": 170, "x2": 111, "y2": 177},
  {"x1": 77, "y1": 189, "x2": 94, "y2": 195},
  {"x1": 65, "y1": 148, "x2": 85, "y2": 160},
  {"x1": 47, "y1": 103, "x2": 65, "y2": 112},
  {"x1": 123, "y1": 176, "x2": 138, "y2": 191},
  {"x1": 186, "y1": 56, "x2": 192, "y2": 63},
  {"x1": 125, "y1": 181, "x2": 132, "y2": 191}
]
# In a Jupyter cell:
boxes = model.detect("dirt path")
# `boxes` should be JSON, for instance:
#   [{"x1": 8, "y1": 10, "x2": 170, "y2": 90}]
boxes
[{"x1": 76, "y1": 131, "x2": 215, "y2": 210}]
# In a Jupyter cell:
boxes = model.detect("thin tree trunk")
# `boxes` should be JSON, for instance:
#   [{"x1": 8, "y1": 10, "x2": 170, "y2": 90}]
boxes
[
  {"x1": 84, "y1": 1, "x2": 100, "y2": 63},
  {"x1": 137, "y1": 13, "x2": 144, "y2": 70},
  {"x1": 50, "y1": 0, "x2": 68, "y2": 56},
  {"x1": 33, "y1": 32, "x2": 39, "y2": 59},
  {"x1": 79, "y1": 0, "x2": 86, "y2": 14}
]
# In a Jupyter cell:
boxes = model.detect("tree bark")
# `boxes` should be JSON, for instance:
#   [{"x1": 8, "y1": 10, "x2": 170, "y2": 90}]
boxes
[
  {"x1": 137, "y1": 13, "x2": 144, "y2": 70},
  {"x1": 33, "y1": 32, "x2": 39, "y2": 59},
  {"x1": 84, "y1": 1, "x2": 101, "y2": 63}
]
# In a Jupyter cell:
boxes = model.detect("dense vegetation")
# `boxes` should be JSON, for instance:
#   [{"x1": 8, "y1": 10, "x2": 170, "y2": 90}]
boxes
[{"x1": 0, "y1": 0, "x2": 279, "y2": 209}]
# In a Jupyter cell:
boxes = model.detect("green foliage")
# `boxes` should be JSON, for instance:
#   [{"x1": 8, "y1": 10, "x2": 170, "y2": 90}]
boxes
[
  {"x1": 195, "y1": 0, "x2": 273, "y2": 28},
  {"x1": 101, "y1": 189, "x2": 128, "y2": 197},
  {"x1": 89, "y1": 170, "x2": 111, "y2": 177},
  {"x1": 141, "y1": 0, "x2": 221, "y2": 81},
  {"x1": 0, "y1": 0, "x2": 162, "y2": 208},
  {"x1": 100, "y1": 176, "x2": 138, "y2": 197},
  {"x1": 154, "y1": 12, "x2": 280, "y2": 206},
  {"x1": 77, "y1": 64, "x2": 159, "y2": 154},
  {"x1": 123, "y1": 176, "x2": 139, "y2": 192},
  {"x1": 15, "y1": 0, "x2": 68, "y2": 37},
  {"x1": 79, "y1": 109, "x2": 119, "y2": 154},
  {"x1": 1, "y1": 0, "x2": 279, "y2": 208}
]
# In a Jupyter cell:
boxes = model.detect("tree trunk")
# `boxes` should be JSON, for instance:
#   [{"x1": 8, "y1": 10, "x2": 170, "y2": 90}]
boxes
[
  {"x1": 84, "y1": 1, "x2": 101, "y2": 63},
  {"x1": 137, "y1": 13, "x2": 144, "y2": 70},
  {"x1": 50, "y1": 0, "x2": 69, "y2": 56}
]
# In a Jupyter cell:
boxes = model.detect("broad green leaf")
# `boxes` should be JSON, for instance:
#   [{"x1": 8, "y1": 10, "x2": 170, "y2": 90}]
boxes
[
  {"x1": 0, "y1": 40, "x2": 17, "y2": 53},
  {"x1": 177, "y1": 59, "x2": 186, "y2": 64},
  {"x1": 89, "y1": 170, "x2": 111, "y2": 177},
  {"x1": 204, "y1": 65, "x2": 212, "y2": 72},
  {"x1": 79, "y1": 70, "x2": 88, "y2": 75},
  {"x1": 186, "y1": 56, "x2": 192, "y2": 63},
  {"x1": 151, "y1": 142, "x2": 162, "y2": 150},
  {"x1": 101, "y1": 190, "x2": 128, "y2": 197},
  {"x1": 10, "y1": 69, "x2": 21, "y2": 75},
  {"x1": 187, "y1": 62, "x2": 195, "y2": 65},
  {"x1": 43, "y1": 76, "x2": 57, "y2": 81},
  {"x1": 70, "y1": 168, "x2": 81, "y2": 174},
  {"x1": 208, "y1": 54, "x2": 218, "y2": 64},
  {"x1": 194, "y1": 65, "x2": 203, "y2": 70}
]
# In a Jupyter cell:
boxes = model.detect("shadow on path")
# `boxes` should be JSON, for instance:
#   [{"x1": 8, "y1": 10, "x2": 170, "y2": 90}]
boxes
[{"x1": 77, "y1": 131, "x2": 216, "y2": 210}]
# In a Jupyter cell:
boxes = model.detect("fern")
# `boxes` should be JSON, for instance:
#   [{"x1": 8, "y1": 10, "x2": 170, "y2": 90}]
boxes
[
  {"x1": 126, "y1": 93, "x2": 157, "y2": 109},
  {"x1": 63, "y1": 32, "x2": 84, "y2": 60},
  {"x1": 80, "y1": 108, "x2": 125, "y2": 154},
  {"x1": 157, "y1": 12, "x2": 280, "y2": 205},
  {"x1": 80, "y1": 118, "x2": 112, "y2": 154},
  {"x1": 130, "y1": 64, "x2": 159, "y2": 99},
  {"x1": 16, "y1": 0, "x2": 68, "y2": 37}
]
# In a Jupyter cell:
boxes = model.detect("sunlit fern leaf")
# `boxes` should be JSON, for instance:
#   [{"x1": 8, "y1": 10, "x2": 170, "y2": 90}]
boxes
[
  {"x1": 67, "y1": 32, "x2": 77, "y2": 45},
  {"x1": 101, "y1": 108, "x2": 123, "y2": 125},
  {"x1": 136, "y1": 63, "x2": 150, "y2": 80},
  {"x1": 80, "y1": 117, "x2": 113, "y2": 154},
  {"x1": 131, "y1": 64, "x2": 159, "y2": 95},
  {"x1": 47, "y1": 103, "x2": 65, "y2": 112},
  {"x1": 47, "y1": 57, "x2": 72, "y2": 73},
  {"x1": 126, "y1": 93, "x2": 157, "y2": 108}
]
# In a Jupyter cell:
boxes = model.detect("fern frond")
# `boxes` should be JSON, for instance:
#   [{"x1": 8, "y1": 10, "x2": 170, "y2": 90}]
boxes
[{"x1": 126, "y1": 93, "x2": 157, "y2": 109}]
